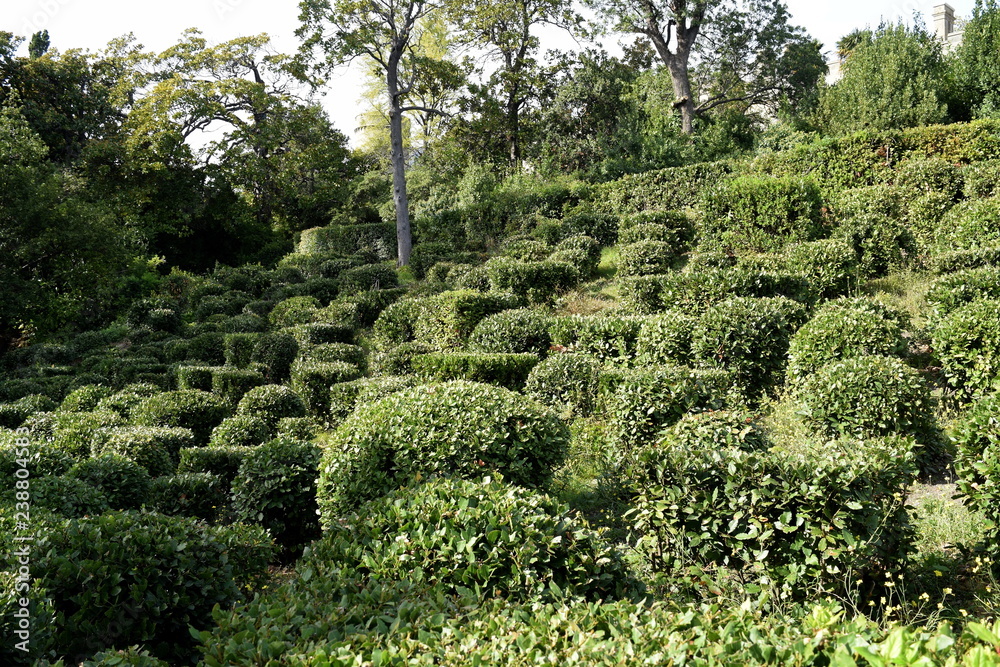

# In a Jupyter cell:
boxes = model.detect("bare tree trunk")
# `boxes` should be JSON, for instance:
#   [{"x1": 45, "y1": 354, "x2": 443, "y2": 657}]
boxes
[
  {"x1": 666, "y1": 57, "x2": 695, "y2": 134},
  {"x1": 387, "y1": 59, "x2": 412, "y2": 267}
]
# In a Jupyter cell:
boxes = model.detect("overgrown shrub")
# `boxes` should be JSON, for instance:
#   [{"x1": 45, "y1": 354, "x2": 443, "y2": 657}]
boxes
[
  {"x1": 148, "y1": 473, "x2": 227, "y2": 522},
  {"x1": 468, "y1": 308, "x2": 552, "y2": 355},
  {"x1": 700, "y1": 176, "x2": 824, "y2": 253},
  {"x1": 316, "y1": 381, "x2": 569, "y2": 518},
  {"x1": 524, "y1": 353, "x2": 602, "y2": 417},
  {"x1": 66, "y1": 454, "x2": 152, "y2": 510},
  {"x1": 411, "y1": 352, "x2": 540, "y2": 390},
  {"x1": 786, "y1": 308, "x2": 906, "y2": 386},
  {"x1": 290, "y1": 359, "x2": 362, "y2": 415},
  {"x1": 31, "y1": 512, "x2": 272, "y2": 662},
  {"x1": 691, "y1": 296, "x2": 807, "y2": 398},
  {"x1": 562, "y1": 210, "x2": 618, "y2": 245},
  {"x1": 133, "y1": 390, "x2": 228, "y2": 446}
]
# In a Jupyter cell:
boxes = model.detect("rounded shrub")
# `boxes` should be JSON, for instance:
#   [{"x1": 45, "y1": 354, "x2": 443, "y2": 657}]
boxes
[
  {"x1": 635, "y1": 310, "x2": 698, "y2": 366},
  {"x1": 469, "y1": 308, "x2": 553, "y2": 355},
  {"x1": 0, "y1": 442, "x2": 74, "y2": 479},
  {"x1": 9, "y1": 475, "x2": 110, "y2": 518},
  {"x1": 619, "y1": 210, "x2": 695, "y2": 252},
  {"x1": 925, "y1": 266, "x2": 1000, "y2": 316},
  {"x1": 39, "y1": 411, "x2": 125, "y2": 460},
  {"x1": 327, "y1": 376, "x2": 417, "y2": 423},
  {"x1": 934, "y1": 299, "x2": 1000, "y2": 403},
  {"x1": 616, "y1": 240, "x2": 676, "y2": 277},
  {"x1": 691, "y1": 296, "x2": 807, "y2": 399},
  {"x1": 148, "y1": 472, "x2": 227, "y2": 522},
  {"x1": 184, "y1": 332, "x2": 225, "y2": 365},
  {"x1": 786, "y1": 308, "x2": 906, "y2": 386},
  {"x1": 337, "y1": 263, "x2": 398, "y2": 294},
  {"x1": 553, "y1": 235, "x2": 601, "y2": 277},
  {"x1": 269, "y1": 295, "x2": 321, "y2": 328},
  {"x1": 783, "y1": 238, "x2": 858, "y2": 300},
  {"x1": 833, "y1": 216, "x2": 917, "y2": 279},
  {"x1": 92, "y1": 426, "x2": 195, "y2": 477},
  {"x1": 232, "y1": 437, "x2": 322, "y2": 555},
  {"x1": 524, "y1": 353, "x2": 602, "y2": 417},
  {"x1": 66, "y1": 453, "x2": 152, "y2": 510},
  {"x1": 290, "y1": 359, "x2": 362, "y2": 415},
  {"x1": 951, "y1": 392, "x2": 1000, "y2": 564},
  {"x1": 312, "y1": 477, "x2": 632, "y2": 602},
  {"x1": 0, "y1": 394, "x2": 58, "y2": 429},
  {"x1": 30, "y1": 512, "x2": 273, "y2": 662},
  {"x1": 59, "y1": 385, "x2": 115, "y2": 413},
  {"x1": 934, "y1": 197, "x2": 1000, "y2": 251},
  {"x1": 798, "y1": 356, "x2": 935, "y2": 441},
  {"x1": 133, "y1": 390, "x2": 229, "y2": 446},
  {"x1": 813, "y1": 296, "x2": 909, "y2": 330},
  {"x1": 317, "y1": 381, "x2": 569, "y2": 520},
  {"x1": 413, "y1": 290, "x2": 523, "y2": 350},
  {"x1": 209, "y1": 414, "x2": 274, "y2": 448},
  {"x1": 235, "y1": 384, "x2": 307, "y2": 427},
  {"x1": 299, "y1": 342, "x2": 367, "y2": 370},
  {"x1": 372, "y1": 298, "x2": 426, "y2": 347},
  {"x1": 285, "y1": 322, "x2": 355, "y2": 347},
  {"x1": 655, "y1": 409, "x2": 770, "y2": 454}
]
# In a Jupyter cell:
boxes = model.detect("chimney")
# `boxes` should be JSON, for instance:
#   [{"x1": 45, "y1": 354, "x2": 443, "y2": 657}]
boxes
[{"x1": 933, "y1": 4, "x2": 955, "y2": 40}]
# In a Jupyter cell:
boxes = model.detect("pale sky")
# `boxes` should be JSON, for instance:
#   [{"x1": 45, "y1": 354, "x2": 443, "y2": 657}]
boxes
[{"x1": 0, "y1": 0, "x2": 974, "y2": 146}]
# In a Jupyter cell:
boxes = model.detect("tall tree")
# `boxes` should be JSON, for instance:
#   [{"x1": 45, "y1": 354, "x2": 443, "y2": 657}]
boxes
[
  {"x1": 586, "y1": 0, "x2": 818, "y2": 134},
  {"x1": 449, "y1": 0, "x2": 579, "y2": 164},
  {"x1": 299, "y1": 0, "x2": 448, "y2": 266},
  {"x1": 956, "y1": 0, "x2": 1000, "y2": 118}
]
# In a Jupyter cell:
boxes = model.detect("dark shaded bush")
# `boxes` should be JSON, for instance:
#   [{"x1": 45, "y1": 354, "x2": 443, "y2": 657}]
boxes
[
  {"x1": 250, "y1": 332, "x2": 299, "y2": 382},
  {"x1": 148, "y1": 472, "x2": 227, "y2": 522},
  {"x1": 92, "y1": 426, "x2": 194, "y2": 476},
  {"x1": 177, "y1": 445, "x2": 252, "y2": 487},
  {"x1": 290, "y1": 359, "x2": 362, "y2": 415},
  {"x1": 412, "y1": 352, "x2": 540, "y2": 390},
  {"x1": 232, "y1": 438, "x2": 322, "y2": 556},
  {"x1": 66, "y1": 454, "x2": 152, "y2": 510}
]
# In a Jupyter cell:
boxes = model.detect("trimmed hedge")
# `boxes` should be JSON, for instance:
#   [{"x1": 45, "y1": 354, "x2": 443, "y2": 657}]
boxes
[
  {"x1": 92, "y1": 426, "x2": 194, "y2": 477},
  {"x1": 337, "y1": 263, "x2": 398, "y2": 295},
  {"x1": 833, "y1": 216, "x2": 918, "y2": 279},
  {"x1": 298, "y1": 342, "x2": 367, "y2": 370},
  {"x1": 133, "y1": 390, "x2": 229, "y2": 446},
  {"x1": 934, "y1": 197, "x2": 1000, "y2": 252},
  {"x1": 927, "y1": 246, "x2": 1000, "y2": 275},
  {"x1": 691, "y1": 296, "x2": 807, "y2": 399},
  {"x1": 298, "y1": 222, "x2": 396, "y2": 256},
  {"x1": 798, "y1": 356, "x2": 936, "y2": 442},
  {"x1": 468, "y1": 308, "x2": 552, "y2": 355},
  {"x1": 600, "y1": 365, "x2": 734, "y2": 452},
  {"x1": 316, "y1": 381, "x2": 569, "y2": 518},
  {"x1": 952, "y1": 392, "x2": 1000, "y2": 563},
  {"x1": 268, "y1": 296, "x2": 320, "y2": 329},
  {"x1": 66, "y1": 454, "x2": 152, "y2": 510},
  {"x1": 590, "y1": 159, "x2": 737, "y2": 214},
  {"x1": 147, "y1": 472, "x2": 227, "y2": 522},
  {"x1": 616, "y1": 240, "x2": 677, "y2": 277},
  {"x1": 549, "y1": 315, "x2": 645, "y2": 363},
  {"x1": 328, "y1": 376, "x2": 417, "y2": 423},
  {"x1": 786, "y1": 308, "x2": 906, "y2": 386},
  {"x1": 235, "y1": 384, "x2": 307, "y2": 427},
  {"x1": 177, "y1": 445, "x2": 252, "y2": 487},
  {"x1": 31, "y1": 512, "x2": 273, "y2": 662},
  {"x1": 618, "y1": 269, "x2": 813, "y2": 315},
  {"x1": 635, "y1": 310, "x2": 699, "y2": 366},
  {"x1": 783, "y1": 238, "x2": 858, "y2": 300},
  {"x1": 250, "y1": 332, "x2": 299, "y2": 382},
  {"x1": 632, "y1": 426, "x2": 915, "y2": 596},
  {"x1": 700, "y1": 175, "x2": 824, "y2": 253},
  {"x1": 211, "y1": 368, "x2": 265, "y2": 406},
  {"x1": 411, "y1": 352, "x2": 540, "y2": 390},
  {"x1": 413, "y1": 290, "x2": 522, "y2": 350},
  {"x1": 484, "y1": 258, "x2": 580, "y2": 304},
  {"x1": 925, "y1": 266, "x2": 1000, "y2": 316},
  {"x1": 208, "y1": 414, "x2": 274, "y2": 448},
  {"x1": 933, "y1": 299, "x2": 1000, "y2": 403},
  {"x1": 290, "y1": 359, "x2": 362, "y2": 415},
  {"x1": 524, "y1": 353, "x2": 602, "y2": 417}
]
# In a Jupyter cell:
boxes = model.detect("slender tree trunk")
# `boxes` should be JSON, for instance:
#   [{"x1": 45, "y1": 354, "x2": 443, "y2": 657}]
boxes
[
  {"x1": 387, "y1": 59, "x2": 412, "y2": 267},
  {"x1": 507, "y1": 88, "x2": 521, "y2": 164}
]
